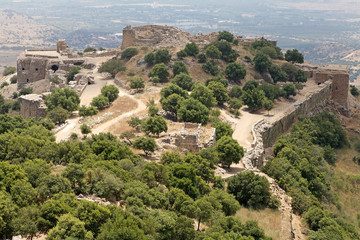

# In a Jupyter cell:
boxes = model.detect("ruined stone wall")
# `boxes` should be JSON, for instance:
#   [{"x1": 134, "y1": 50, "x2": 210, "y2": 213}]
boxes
[
  {"x1": 17, "y1": 57, "x2": 48, "y2": 89},
  {"x1": 121, "y1": 25, "x2": 217, "y2": 49},
  {"x1": 262, "y1": 82, "x2": 332, "y2": 149},
  {"x1": 332, "y1": 72, "x2": 349, "y2": 109},
  {"x1": 19, "y1": 94, "x2": 47, "y2": 119}
]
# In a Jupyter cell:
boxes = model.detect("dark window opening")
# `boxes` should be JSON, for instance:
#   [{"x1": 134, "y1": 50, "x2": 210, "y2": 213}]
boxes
[
  {"x1": 22, "y1": 68, "x2": 25, "y2": 71},
  {"x1": 88, "y1": 81, "x2": 92, "y2": 85},
  {"x1": 35, "y1": 68, "x2": 38, "y2": 71},
  {"x1": 74, "y1": 62, "x2": 83, "y2": 66},
  {"x1": 26, "y1": 79, "x2": 29, "y2": 83},
  {"x1": 318, "y1": 83, "x2": 321, "y2": 85},
  {"x1": 51, "y1": 65, "x2": 59, "y2": 73}
]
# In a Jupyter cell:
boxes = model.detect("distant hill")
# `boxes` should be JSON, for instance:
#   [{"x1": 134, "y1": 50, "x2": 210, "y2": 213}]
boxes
[{"x1": 0, "y1": 10, "x2": 62, "y2": 48}]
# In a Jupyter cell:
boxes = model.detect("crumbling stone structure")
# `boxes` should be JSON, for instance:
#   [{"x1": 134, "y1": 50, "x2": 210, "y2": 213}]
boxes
[
  {"x1": 297, "y1": 64, "x2": 350, "y2": 109},
  {"x1": 161, "y1": 123, "x2": 216, "y2": 152},
  {"x1": 17, "y1": 40, "x2": 85, "y2": 89},
  {"x1": 120, "y1": 25, "x2": 277, "y2": 51},
  {"x1": 121, "y1": 25, "x2": 218, "y2": 49},
  {"x1": 19, "y1": 94, "x2": 47, "y2": 120}
]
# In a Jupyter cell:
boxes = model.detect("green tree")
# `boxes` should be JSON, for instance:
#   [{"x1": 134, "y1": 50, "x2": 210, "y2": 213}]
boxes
[
  {"x1": 62, "y1": 163, "x2": 85, "y2": 191},
  {"x1": 79, "y1": 105, "x2": 98, "y2": 117},
  {"x1": 281, "y1": 63, "x2": 298, "y2": 82},
  {"x1": 283, "y1": 83, "x2": 297, "y2": 98},
  {"x1": 91, "y1": 95, "x2": 109, "y2": 110},
  {"x1": 45, "y1": 88, "x2": 80, "y2": 112},
  {"x1": 127, "y1": 117, "x2": 142, "y2": 131},
  {"x1": 84, "y1": 47, "x2": 96, "y2": 53},
  {"x1": 97, "y1": 211, "x2": 146, "y2": 240},
  {"x1": 142, "y1": 115, "x2": 168, "y2": 136},
  {"x1": 198, "y1": 53, "x2": 207, "y2": 63},
  {"x1": 172, "y1": 61, "x2": 188, "y2": 76},
  {"x1": 254, "y1": 52, "x2": 272, "y2": 72},
  {"x1": 207, "y1": 189, "x2": 241, "y2": 216},
  {"x1": 47, "y1": 106, "x2": 69, "y2": 124},
  {"x1": 194, "y1": 198, "x2": 213, "y2": 231},
  {"x1": 216, "y1": 136, "x2": 244, "y2": 167},
  {"x1": 10, "y1": 180, "x2": 37, "y2": 207},
  {"x1": 243, "y1": 80, "x2": 259, "y2": 92},
  {"x1": 101, "y1": 85, "x2": 119, "y2": 102},
  {"x1": 225, "y1": 63, "x2": 247, "y2": 82},
  {"x1": 98, "y1": 59, "x2": 126, "y2": 78},
  {"x1": 144, "y1": 52, "x2": 155, "y2": 65},
  {"x1": 75, "y1": 201, "x2": 110, "y2": 237},
  {"x1": 19, "y1": 87, "x2": 33, "y2": 96},
  {"x1": 155, "y1": 49, "x2": 171, "y2": 64},
  {"x1": 148, "y1": 63, "x2": 170, "y2": 82},
  {"x1": 207, "y1": 81, "x2": 229, "y2": 105},
  {"x1": 242, "y1": 88, "x2": 266, "y2": 112},
  {"x1": 80, "y1": 124, "x2": 92, "y2": 136},
  {"x1": 47, "y1": 214, "x2": 93, "y2": 240},
  {"x1": 296, "y1": 69, "x2": 307, "y2": 83},
  {"x1": 263, "y1": 98, "x2": 274, "y2": 116},
  {"x1": 22, "y1": 159, "x2": 51, "y2": 187},
  {"x1": 0, "y1": 191, "x2": 16, "y2": 238},
  {"x1": 229, "y1": 85, "x2": 243, "y2": 98},
  {"x1": 269, "y1": 64, "x2": 288, "y2": 83},
  {"x1": 173, "y1": 216, "x2": 196, "y2": 240},
  {"x1": 227, "y1": 171, "x2": 271, "y2": 209},
  {"x1": 119, "y1": 131, "x2": 135, "y2": 145},
  {"x1": 218, "y1": 31, "x2": 234, "y2": 42},
  {"x1": 10, "y1": 75, "x2": 17, "y2": 84},
  {"x1": 228, "y1": 98, "x2": 243, "y2": 113},
  {"x1": 66, "y1": 66, "x2": 81, "y2": 83},
  {"x1": 172, "y1": 73, "x2": 194, "y2": 91},
  {"x1": 351, "y1": 85, "x2": 360, "y2": 96},
  {"x1": 129, "y1": 77, "x2": 145, "y2": 90},
  {"x1": 11, "y1": 205, "x2": 40, "y2": 240},
  {"x1": 160, "y1": 84, "x2": 188, "y2": 99},
  {"x1": 184, "y1": 42, "x2": 199, "y2": 56},
  {"x1": 206, "y1": 45, "x2": 222, "y2": 59},
  {"x1": 205, "y1": 76, "x2": 229, "y2": 88},
  {"x1": 133, "y1": 137, "x2": 157, "y2": 156},
  {"x1": 285, "y1": 49, "x2": 304, "y2": 63},
  {"x1": 212, "y1": 122, "x2": 233, "y2": 141},
  {"x1": 160, "y1": 93, "x2": 185, "y2": 115},
  {"x1": 121, "y1": 47, "x2": 138, "y2": 60},
  {"x1": 177, "y1": 98, "x2": 209, "y2": 124},
  {"x1": 202, "y1": 61, "x2": 220, "y2": 76},
  {"x1": 190, "y1": 83, "x2": 217, "y2": 108},
  {"x1": 176, "y1": 50, "x2": 187, "y2": 60},
  {"x1": 3, "y1": 66, "x2": 16, "y2": 76},
  {"x1": 37, "y1": 175, "x2": 72, "y2": 199}
]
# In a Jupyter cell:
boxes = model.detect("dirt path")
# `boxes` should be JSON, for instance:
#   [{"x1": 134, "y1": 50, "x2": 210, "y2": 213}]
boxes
[
  {"x1": 218, "y1": 87, "x2": 317, "y2": 239},
  {"x1": 91, "y1": 92, "x2": 146, "y2": 134}
]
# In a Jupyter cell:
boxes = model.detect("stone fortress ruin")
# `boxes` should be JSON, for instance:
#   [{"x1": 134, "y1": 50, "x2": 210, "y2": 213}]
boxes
[
  {"x1": 16, "y1": 40, "x2": 98, "y2": 120},
  {"x1": 121, "y1": 25, "x2": 277, "y2": 50},
  {"x1": 17, "y1": 40, "x2": 86, "y2": 89}
]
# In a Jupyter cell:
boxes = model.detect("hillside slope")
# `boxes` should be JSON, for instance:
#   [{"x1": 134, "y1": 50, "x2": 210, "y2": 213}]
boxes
[{"x1": 0, "y1": 10, "x2": 62, "y2": 48}]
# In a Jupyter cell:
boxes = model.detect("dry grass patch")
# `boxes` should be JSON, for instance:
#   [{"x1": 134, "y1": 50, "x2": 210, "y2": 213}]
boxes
[{"x1": 235, "y1": 208, "x2": 282, "y2": 240}]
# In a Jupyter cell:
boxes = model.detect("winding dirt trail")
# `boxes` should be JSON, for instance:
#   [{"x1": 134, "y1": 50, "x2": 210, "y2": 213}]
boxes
[
  {"x1": 219, "y1": 100, "x2": 307, "y2": 240},
  {"x1": 91, "y1": 91, "x2": 146, "y2": 134}
]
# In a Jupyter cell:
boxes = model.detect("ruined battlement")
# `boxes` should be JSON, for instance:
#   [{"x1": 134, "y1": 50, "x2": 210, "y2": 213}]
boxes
[
  {"x1": 121, "y1": 25, "x2": 218, "y2": 49},
  {"x1": 297, "y1": 63, "x2": 350, "y2": 109},
  {"x1": 121, "y1": 25, "x2": 277, "y2": 50}
]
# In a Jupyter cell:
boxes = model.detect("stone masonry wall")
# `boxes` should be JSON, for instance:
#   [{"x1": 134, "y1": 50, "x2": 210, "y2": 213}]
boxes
[{"x1": 262, "y1": 82, "x2": 332, "y2": 149}]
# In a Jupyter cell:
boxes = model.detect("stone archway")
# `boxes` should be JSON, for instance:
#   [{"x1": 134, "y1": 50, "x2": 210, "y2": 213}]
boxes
[{"x1": 51, "y1": 65, "x2": 59, "y2": 73}]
